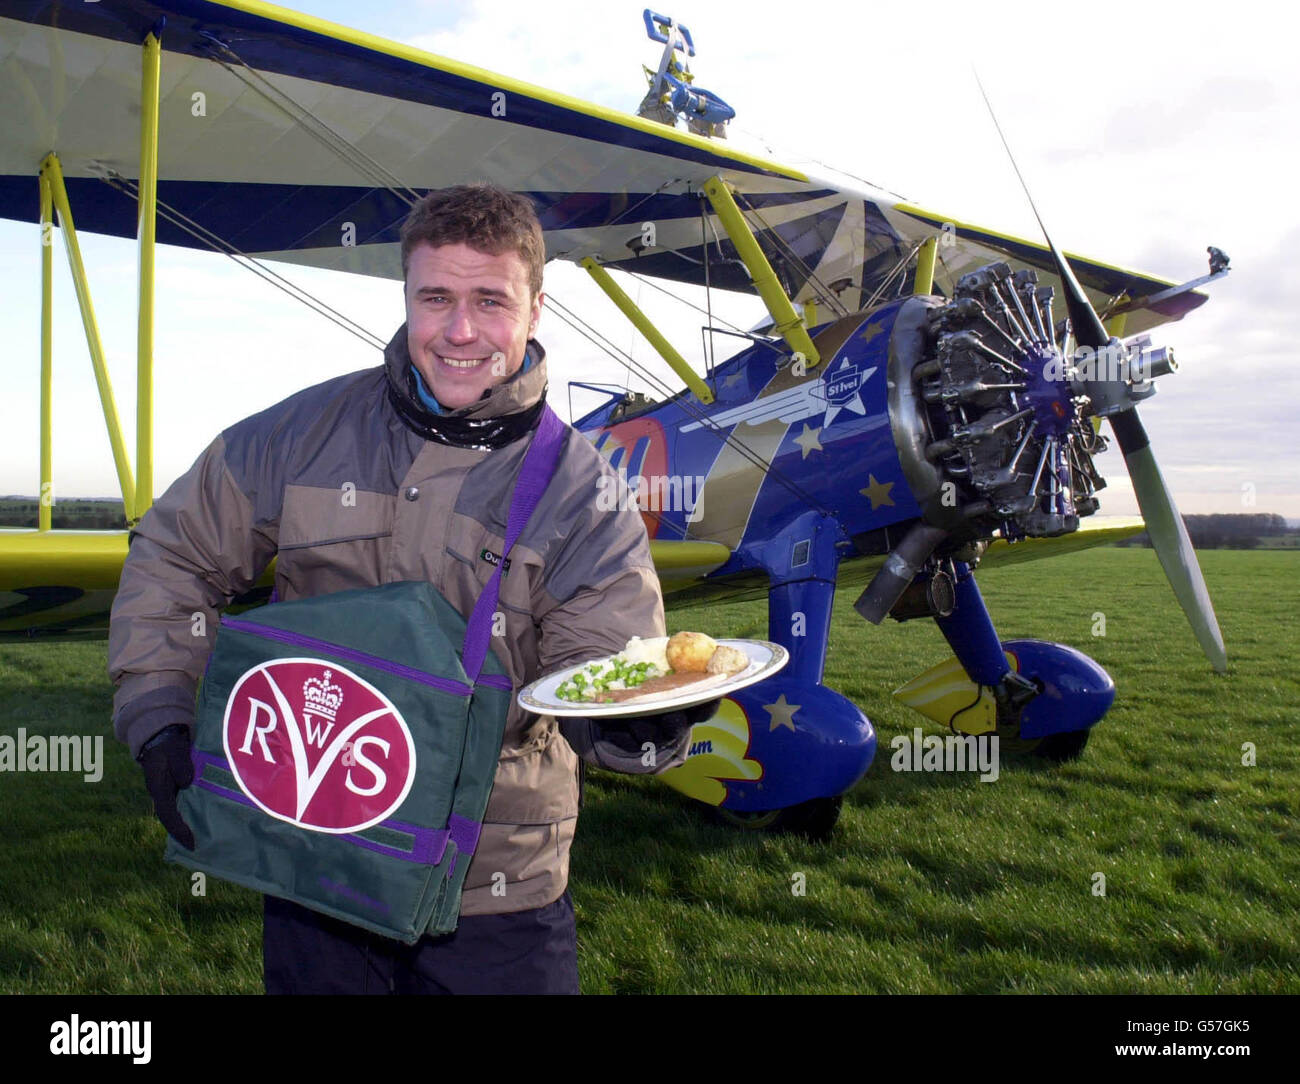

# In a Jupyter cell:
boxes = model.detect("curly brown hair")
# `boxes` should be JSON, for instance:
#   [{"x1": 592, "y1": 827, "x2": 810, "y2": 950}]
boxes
[{"x1": 399, "y1": 184, "x2": 545, "y2": 299}]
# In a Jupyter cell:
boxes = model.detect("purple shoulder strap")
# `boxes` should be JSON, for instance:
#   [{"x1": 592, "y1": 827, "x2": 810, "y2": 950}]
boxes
[{"x1": 460, "y1": 404, "x2": 566, "y2": 684}]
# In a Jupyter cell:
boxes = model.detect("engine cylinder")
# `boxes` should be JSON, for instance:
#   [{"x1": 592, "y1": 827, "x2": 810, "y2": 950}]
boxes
[{"x1": 887, "y1": 262, "x2": 1109, "y2": 546}]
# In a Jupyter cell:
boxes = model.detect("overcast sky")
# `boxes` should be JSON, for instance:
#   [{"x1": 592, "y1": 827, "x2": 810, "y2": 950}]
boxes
[{"x1": 2, "y1": 0, "x2": 1297, "y2": 519}]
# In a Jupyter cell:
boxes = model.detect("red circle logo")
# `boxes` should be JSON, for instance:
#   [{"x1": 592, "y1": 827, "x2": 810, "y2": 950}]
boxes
[{"x1": 222, "y1": 658, "x2": 416, "y2": 833}]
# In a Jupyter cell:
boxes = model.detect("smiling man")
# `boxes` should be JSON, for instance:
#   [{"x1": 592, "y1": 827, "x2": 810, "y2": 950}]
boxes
[
  {"x1": 406, "y1": 241, "x2": 539, "y2": 409},
  {"x1": 391, "y1": 187, "x2": 547, "y2": 430},
  {"x1": 403, "y1": 198, "x2": 543, "y2": 411},
  {"x1": 109, "y1": 184, "x2": 715, "y2": 995}
]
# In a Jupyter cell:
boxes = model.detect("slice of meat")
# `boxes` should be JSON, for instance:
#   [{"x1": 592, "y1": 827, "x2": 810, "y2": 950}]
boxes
[{"x1": 591, "y1": 670, "x2": 728, "y2": 704}]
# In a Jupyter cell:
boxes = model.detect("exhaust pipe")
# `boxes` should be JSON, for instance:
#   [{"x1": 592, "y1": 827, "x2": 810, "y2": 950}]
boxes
[{"x1": 853, "y1": 522, "x2": 949, "y2": 625}]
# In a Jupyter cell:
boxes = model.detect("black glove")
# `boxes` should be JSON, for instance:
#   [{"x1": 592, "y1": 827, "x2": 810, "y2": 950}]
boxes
[
  {"x1": 137, "y1": 724, "x2": 196, "y2": 851},
  {"x1": 561, "y1": 699, "x2": 720, "y2": 772},
  {"x1": 670, "y1": 699, "x2": 724, "y2": 727},
  {"x1": 598, "y1": 698, "x2": 721, "y2": 752}
]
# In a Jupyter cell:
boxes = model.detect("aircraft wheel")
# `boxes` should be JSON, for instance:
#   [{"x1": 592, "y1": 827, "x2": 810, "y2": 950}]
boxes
[
  {"x1": 1030, "y1": 728, "x2": 1091, "y2": 762},
  {"x1": 712, "y1": 796, "x2": 842, "y2": 841},
  {"x1": 997, "y1": 728, "x2": 1091, "y2": 762}
]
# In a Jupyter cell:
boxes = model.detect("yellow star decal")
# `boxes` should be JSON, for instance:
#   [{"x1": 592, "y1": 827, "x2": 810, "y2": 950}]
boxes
[
  {"x1": 859, "y1": 322, "x2": 884, "y2": 344},
  {"x1": 860, "y1": 474, "x2": 895, "y2": 510},
  {"x1": 764, "y1": 693, "x2": 800, "y2": 732},
  {"x1": 793, "y1": 423, "x2": 823, "y2": 459}
]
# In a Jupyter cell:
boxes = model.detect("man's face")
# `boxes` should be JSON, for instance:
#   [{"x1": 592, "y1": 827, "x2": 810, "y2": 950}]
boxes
[{"x1": 405, "y1": 241, "x2": 543, "y2": 411}]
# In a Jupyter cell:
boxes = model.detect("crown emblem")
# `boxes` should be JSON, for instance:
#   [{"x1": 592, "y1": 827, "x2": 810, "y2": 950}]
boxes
[{"x1": 302, "y1": 669, "x2": 344, "y2": 721}]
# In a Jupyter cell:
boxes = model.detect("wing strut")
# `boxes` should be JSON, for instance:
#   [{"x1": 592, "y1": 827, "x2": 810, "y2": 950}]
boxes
[
  {"x1": 136, "y1": 26, "x2": 162, "y2": 521},
  {"x1": 39, "y1": 152, "x2": 138, "y2": 524},
  {"x1": 702, "y1": 177, "x2": 821, "y2": 368},
  {"x1": 34, "y1": 25, "x2": 165, "y2": 528},
  {"x1": 579, "y1": 257, "x2": 714, "y2": 404}
]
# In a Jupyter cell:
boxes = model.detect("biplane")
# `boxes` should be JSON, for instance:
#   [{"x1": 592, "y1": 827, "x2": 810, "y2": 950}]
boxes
[{"x1": 0, "y1": 1, "x2": 1229, "y2": 837}]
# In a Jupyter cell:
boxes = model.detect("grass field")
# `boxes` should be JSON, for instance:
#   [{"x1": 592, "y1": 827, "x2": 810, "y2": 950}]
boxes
[{"x1": 1, "y1": 548, "x2": 1296, "y2": 994}]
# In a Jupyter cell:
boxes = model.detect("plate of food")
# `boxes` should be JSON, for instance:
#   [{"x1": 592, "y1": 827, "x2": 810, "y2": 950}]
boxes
[{"x1": 517, "y1": 631, "x2": 789, "y2": 717}]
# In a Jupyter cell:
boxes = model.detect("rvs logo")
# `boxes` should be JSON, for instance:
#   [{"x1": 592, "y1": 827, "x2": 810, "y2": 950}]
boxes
[{"x1": 222, "y1": 659, "x2": 415, "y2": 833}]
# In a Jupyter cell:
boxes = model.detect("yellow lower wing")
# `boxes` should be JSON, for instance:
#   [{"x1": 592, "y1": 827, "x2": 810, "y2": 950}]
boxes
[
  {"x1": 648, "y1": 539, "x2": 732, "y2": 591},
  {"x1": 0, "y1": 519, "x2": 1140, "y2": 638},
  {"x1": 0, "y1": 529, "x2": 274, "y2": 639},
  {"x1": 0, "y1": 528, "x2": 128, "y2": 589},
  {"x1": 0, "y1": 529, "x2": 733, "y2": 638},
  {"x1": 977, "y1": 516, "x2": 1146, "y2": 570}
]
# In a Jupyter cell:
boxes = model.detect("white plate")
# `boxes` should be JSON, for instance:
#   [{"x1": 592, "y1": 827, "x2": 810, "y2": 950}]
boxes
[{"x1": 517, "y1": 639, "x2": 789, "y2": 717}]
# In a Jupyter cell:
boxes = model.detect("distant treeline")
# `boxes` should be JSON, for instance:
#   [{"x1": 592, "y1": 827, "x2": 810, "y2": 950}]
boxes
[
  {"x1": 1113, "y1": 514, "x2": 1296, "y2": 550},
  {"x1": 1, "y1": 499, "x2": 1294, "y2": 548},
  {"x1": 0, "y1": 498, "x2": 128, "y2": 529}
]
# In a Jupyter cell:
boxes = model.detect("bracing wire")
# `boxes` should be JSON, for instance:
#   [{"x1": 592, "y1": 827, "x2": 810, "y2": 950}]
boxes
[
  {"x1": 129, "y1": 32, "x2": 833, "y2": 521},
  {"x1": 546, "y1": 293, "x2": 831, "y2": 516},
  {"x1": 732, "y1": 191, "x2": 852, "y2": 319},
  {"x1": 97, "y1": 169, "x2": 387, "y2": 350},
  {"x1": 196, "y1": 33, "x2": 423, "y2": 208}
]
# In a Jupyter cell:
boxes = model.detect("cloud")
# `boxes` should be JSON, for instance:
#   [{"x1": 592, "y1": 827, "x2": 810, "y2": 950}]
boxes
[{"x1": 1100, "y1": 76, "x2": 1277, "y2": 153}]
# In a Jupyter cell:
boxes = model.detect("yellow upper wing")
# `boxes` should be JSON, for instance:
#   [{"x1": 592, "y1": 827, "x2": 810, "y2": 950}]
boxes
[{"x1": 0, "y1": 0, "x2": 1203, "y2": 333}]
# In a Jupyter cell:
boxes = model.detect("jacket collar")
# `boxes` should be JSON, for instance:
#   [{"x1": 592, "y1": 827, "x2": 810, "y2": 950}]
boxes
[{"x1": 384, "y1": 323, "x2": 549, "y2": 449}]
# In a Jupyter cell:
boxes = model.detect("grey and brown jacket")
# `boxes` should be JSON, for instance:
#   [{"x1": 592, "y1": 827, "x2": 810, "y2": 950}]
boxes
[{"x1": 109, "y1": 326, "x2": 677, "y2": 916}]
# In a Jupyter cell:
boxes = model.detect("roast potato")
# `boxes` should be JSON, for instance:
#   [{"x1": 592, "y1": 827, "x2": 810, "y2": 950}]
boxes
[
  {"x1": 665, "y1": 631, "x2": 717, "y2": 673},
  {"x1": 706, "y1": 645, "x2": 749, "y2": 676}
]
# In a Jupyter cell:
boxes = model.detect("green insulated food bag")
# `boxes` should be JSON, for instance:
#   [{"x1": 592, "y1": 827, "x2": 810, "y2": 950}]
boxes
[{"x1": 164, "y1": 406, "x2": 565, "y2": 944}]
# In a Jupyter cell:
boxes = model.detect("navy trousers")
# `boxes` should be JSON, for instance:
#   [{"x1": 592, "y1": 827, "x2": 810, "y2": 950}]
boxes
[{"x1": 262, "y1": 891, "x2": 580, "y2": 994}]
